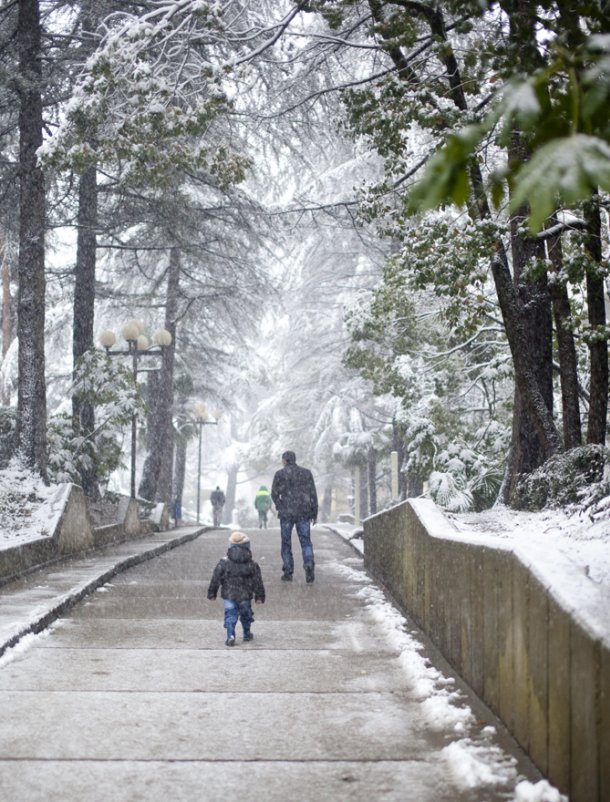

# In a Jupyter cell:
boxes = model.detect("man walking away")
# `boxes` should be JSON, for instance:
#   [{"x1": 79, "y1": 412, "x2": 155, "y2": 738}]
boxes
[
  {"x1": 271, "y1": 451, "x2": 318, "y2": 583},
  {"x1": 210, "y1": 486, "x2": 226, "y2": 527}
]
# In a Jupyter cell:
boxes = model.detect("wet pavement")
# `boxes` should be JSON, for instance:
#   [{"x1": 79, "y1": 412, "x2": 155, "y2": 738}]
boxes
[{"x1": 0, "y1": 525, "x2": 539, "y2": 801}]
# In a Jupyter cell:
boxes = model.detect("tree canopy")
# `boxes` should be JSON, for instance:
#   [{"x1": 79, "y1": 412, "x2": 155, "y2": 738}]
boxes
[{"x1": 0, "y1": 0, "x2": 608, "y2": 517}]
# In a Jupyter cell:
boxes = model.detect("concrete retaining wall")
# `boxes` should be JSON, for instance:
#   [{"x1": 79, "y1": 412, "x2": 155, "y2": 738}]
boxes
[
  {"x1": 0, "y1": 485, "x2": 167, "y2": 585},
  {"x1": 0, "y1": 538, "x2": 57, "y2": 585},
  {"x1": 55, "y1": 484, "x2": 95, "y2": 555},
  {"x1": 363, "y1": 498, "x2": 610, "y2": 802}
]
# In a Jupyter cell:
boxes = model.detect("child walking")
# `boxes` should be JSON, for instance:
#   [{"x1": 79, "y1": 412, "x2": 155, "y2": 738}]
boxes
[{"x1": 207, "y1": 531, "x2": 265, "y2": 646}]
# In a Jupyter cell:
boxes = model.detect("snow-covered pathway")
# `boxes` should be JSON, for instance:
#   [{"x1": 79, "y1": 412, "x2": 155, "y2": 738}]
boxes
[{"x1": 0, "y1": 526, "x2": 556, "y2": 801}]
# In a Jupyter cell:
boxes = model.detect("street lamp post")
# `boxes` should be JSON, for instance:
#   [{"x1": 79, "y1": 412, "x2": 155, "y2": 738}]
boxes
[
  {"x1": 99, "y1": 320, "x2": 172, "y2": 498},
  {"x1": 194, "y1": 402, "x2": 219, "y2": 524}
]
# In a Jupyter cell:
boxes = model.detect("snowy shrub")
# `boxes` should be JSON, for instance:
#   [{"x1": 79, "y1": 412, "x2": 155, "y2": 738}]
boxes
[
  {"x1": 72, "y1": 349, "x2": 142, "y2": 419},
  {"x1": 428, "y1": 445, "x2": 503, "y2": 513},
  {"x1": 468, "y1": 466, "x2": 504, "y2": 510},
  {"x1": 334, "y1": 430, "x2": 374, "y2": 468},
  {"x1": 429, "y1": 470, "x2": 473, "y2": 512},
  {"x1": 0, "y1": 407, "x2": 17, "y2": 469},
  {"x1": 47, "y1": 414, "x2": 125, "y2": 489},
  {"x1": 577, "y1": 474, "x2": 610, "y2": 523},
  {"x1": 46, "y1": 349, "x2": 144, "y2": 491},
  {"x1": 402, "y1": 416, "x2": 437, "y2": 477},
  {"x1": 512, "y1": 445, "x2": 607, "y2": 511}
]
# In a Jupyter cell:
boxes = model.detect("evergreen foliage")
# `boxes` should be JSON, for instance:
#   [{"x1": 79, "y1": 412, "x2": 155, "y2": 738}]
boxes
[
  {"x1": 511, "y1": 444, "x2": 608, "y2": 512},
  {"x1": 47, "y1": 349, "x2": 144, "y2": 489}
]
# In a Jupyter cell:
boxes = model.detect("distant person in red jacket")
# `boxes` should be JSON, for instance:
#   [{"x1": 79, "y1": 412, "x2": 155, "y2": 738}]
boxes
[{"x1": 271, "y1": 450, "x2": 318, "y2": 584}]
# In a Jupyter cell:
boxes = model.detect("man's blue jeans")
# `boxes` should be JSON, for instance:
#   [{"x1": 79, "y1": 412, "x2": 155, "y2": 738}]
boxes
[
  {"x1": 223, "y1": 599, "x2": 254, "y2": 638},
  {"x1": 280, "y1": 518, "x2": 314, "y2": 576}
]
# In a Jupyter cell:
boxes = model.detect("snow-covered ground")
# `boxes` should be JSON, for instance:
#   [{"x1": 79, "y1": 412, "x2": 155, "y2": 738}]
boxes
[
  {"x1": 0, "y1": 466, "x2": 65, "y2": 549},
  {"x1": 447, "y1": 505, "x2": 610, "y2": 589},
  {"x1": 327, "y1": 522, "x2": 572, "y2": 802},
  {"x1": 329, "y1": 503, "x2": 609, "y2": 592}
]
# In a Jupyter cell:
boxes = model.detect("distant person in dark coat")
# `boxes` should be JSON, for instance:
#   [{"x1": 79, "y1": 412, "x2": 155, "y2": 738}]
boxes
[
  {"x1": 271, "y1": 450, "x2": 318, "y2": 583},
  {"x1": 207, "y1": 531, "x2": 265, "y2": 646},
  {"x1": 210, "y1": 486, "x2": 225, "y2": 527}
]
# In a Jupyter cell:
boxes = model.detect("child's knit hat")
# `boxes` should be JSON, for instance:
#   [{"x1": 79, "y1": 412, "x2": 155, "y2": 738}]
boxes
[{"x1": 229, "y1": 531, "x2": 250, "y2": 545}]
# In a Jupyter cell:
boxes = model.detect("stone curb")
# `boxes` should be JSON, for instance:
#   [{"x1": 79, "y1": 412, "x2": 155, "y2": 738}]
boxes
[
  {"x1": 0, "y1": 528, "x2": 207, "y2": 661},
  {"x1": 322, "y1": 525, "x2": 364, "y2": 555}
]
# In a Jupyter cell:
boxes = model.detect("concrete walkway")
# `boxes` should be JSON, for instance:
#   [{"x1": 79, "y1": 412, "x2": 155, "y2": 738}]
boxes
[{"x1": 0, "y1": 525, "x2": 538, "y2": 801}]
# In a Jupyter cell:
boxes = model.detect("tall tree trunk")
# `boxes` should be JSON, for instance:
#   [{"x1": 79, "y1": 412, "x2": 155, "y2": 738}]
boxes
[
  {"x1": 367, "y1": 446, "x2": 377, "y2": 515},
  {"x1": 504, "y1": 180, "x2": 554, "y2": 502},
  {"x1": 156, "y1": 428, "x2": 174, "y2": 503},
  {"x1": 583, "y1": 199, "x2": 608, "y2": 444},
  {"x1": 1, "y1": 239, "x2": 12, "y2": 407},
  {"x1": 359, "y1": 459, "x2": 368, "y2": 521},
  {"x1": 16, "y1": 0, "x2": 47, "y2": 477},
  {"x1": 469, "y1": 149, "x2": 561, "y2": 469},
  {"x1": 172, "y1": 430, "x2": 187, "y2": 507},
  {"x1": 497, "y1": 1, "x2": 559, "y2": 501},
  {"x1": 138, "y1": 247, "x2": 180, "y2": 502},
  {"x1": 550, "y1": 5, "x2": 608, "y2": 444},
  {"x1": 392, "y1": 418, "x2": 408, "y2": 499},
  {"x1": 486, "y1": 234, "x2": 561, "y2": 460},
  {"x1": 72, "y1": 164, "x2": 98, "y2": 497},
  {"x1": 320, "y1": 482, "x2": 333, "y2": 521},
  {"x1": 224, "y1": 464, "x2": 238, "y2": 524},
  {"x1": 546, "y1": 221, "x2": 582, "y2": 448}
]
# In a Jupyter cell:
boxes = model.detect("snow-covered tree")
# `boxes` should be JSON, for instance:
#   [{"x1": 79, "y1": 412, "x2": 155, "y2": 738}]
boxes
[
  {"x1": 297, "y1": 0, "x2": 609, "y2": 506},
  {"x1": 14, "y1": 0, "x2": 48, "y2": 476},
  {"x1": 47, "y1": 347, "x2": 143, "y2": 488}
]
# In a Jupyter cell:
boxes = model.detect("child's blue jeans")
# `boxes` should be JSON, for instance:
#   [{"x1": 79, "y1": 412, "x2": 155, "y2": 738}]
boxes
[{"x1": 223, "y1": 599, "x2": 254, "y2": 638}]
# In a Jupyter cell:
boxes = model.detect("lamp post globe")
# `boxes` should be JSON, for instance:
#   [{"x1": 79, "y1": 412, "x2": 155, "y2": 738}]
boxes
[
  {"x1": 99, "y1": 330, "x2": 116, "y2": 350},
  {"x1": 121, "y1": 320, "x2": 140, "y2": 343},
  {"x1": 154, "y1": 329, "x2": 172, "y2": 348}
]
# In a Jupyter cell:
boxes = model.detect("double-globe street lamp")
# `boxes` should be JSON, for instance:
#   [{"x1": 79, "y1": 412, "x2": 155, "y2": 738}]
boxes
[
  {"x1": 99, "y1": 320, "x2": 172, "y2": 498},
  {"x1": 194, "y1": 402, "x2": 219, "y2": 524}
]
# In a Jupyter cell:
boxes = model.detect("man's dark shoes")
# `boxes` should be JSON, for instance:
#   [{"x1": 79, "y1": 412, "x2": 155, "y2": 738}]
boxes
[
  {"x1": 305, "y1": 565, "x2": 315, "y2": 584},
  {"x1": 281, "y1": 573, "x2": 293, "y2": 581},
  {"x1": 243, "y1": 632, "x2": 254, "y2": 642}
]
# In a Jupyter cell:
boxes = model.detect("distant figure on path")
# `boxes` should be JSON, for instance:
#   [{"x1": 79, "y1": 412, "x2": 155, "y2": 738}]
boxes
[
  {"x1": 172, "y1": 497, "x2": 182, "y2": 528},
  {"x1": 254, "y1": 485, "x2": 273, "y2": 528},
  {"x1": 271, "y1": 450, "x2": 318, "y2": 583},
  {"x1": 210, "y1": 485, "x2": 225, "y2": 527},
  {"x1": 207, "y1": 531, "x2": 265, "y2": 646}
]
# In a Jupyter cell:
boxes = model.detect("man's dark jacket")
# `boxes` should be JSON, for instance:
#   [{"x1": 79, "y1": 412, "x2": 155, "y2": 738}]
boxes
[
  {"x1": 210, "y1": 489, "x2": 225, "y2": 507},
  {"x1": 271, "y1": 462, "x2": 318, "y2": 522}
]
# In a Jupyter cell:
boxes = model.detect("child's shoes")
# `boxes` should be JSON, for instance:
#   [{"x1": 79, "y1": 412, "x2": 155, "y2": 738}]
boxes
[{"x1": 225, "y1": 635, "x2": 235, "y2": 647}]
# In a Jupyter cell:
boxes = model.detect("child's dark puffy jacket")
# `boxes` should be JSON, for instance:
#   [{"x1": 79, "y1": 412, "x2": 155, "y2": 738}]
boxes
[{"x1": 207, "y1": 544, "x2": 265, "y2": 603}]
